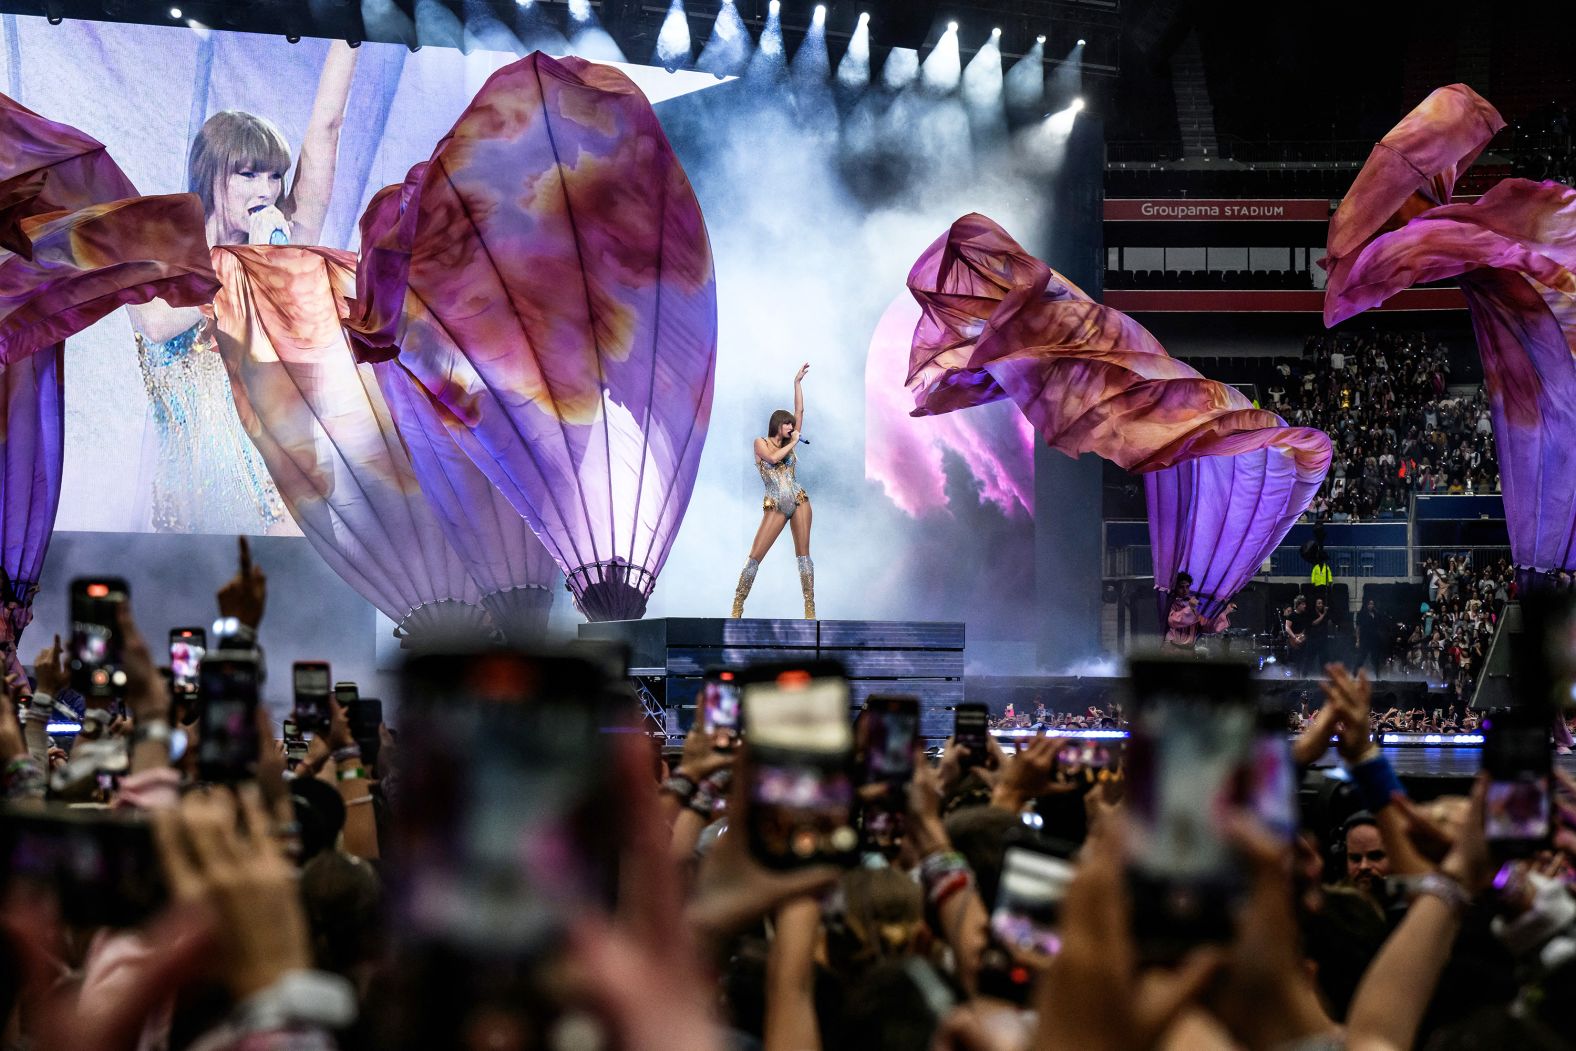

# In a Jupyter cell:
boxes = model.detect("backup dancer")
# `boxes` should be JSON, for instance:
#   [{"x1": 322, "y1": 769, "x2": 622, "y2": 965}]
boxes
[{"x1": 732, "y1": 363, "x2": 815, "y2": 618}]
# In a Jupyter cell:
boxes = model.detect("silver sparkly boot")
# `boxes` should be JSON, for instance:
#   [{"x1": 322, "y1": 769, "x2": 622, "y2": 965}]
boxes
[
  {"x1": 731, "y1": 558, "x2": 760, "y2": 618},
  {"x1": 797, "y1": 555, "x2": 816, "y2": 620}
]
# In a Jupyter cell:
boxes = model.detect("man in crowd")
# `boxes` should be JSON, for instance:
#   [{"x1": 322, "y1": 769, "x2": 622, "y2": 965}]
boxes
[
  {"x1": 1355, "y1": 597, "x2": 1384, "y2": 674},
  {"x1": 1342, "y1": 812, "x2": 1391, "y2": 903}
]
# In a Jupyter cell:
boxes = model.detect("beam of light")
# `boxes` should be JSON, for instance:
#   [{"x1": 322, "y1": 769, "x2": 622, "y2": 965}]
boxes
[
  {"x1": 512, "y1": 0, "x2": 569, "y2": 54},
  {"x1": 1049, "y1": 41, "x2": 1085, "y2": 112},
  {"x1": 1016, "y1": 97, "x2": 1082, "y2": 173},
  {"x1": 362, "y1": 0, "x2": 417, "y2": 49},
  {"x1": 1004, "y1": 36, "x2": 1045, "y2": 112},
  {"x1": 836, "y1": 11, "x2": 870, "y2": 89},
  {"x1": 463, "y1": 11, "x2": 526, "y2": 54},
  {"x1": 697, "y1": 0, "x2": 750, "y2": 76},
  {"x1": 415, "y1": 0, "x2": 465, "y2": 51},
  {"x1": 920, "y1": 21, "x2": 961, "y2": 92},
  {"x1": 655, "y1": 0, "x2": 692, "y2": 70},
  {"x1": 183, "y1": 16, "x2": 212, "y2": 36},
  {"x1": 882, "y1": 46, "x2": 919, "y2": 90},
  {"x1": 745, "y1": 0, "x2": 785, "y2": 80},
  {"x1": 791, "y1": 1, "x2": 829, "y2": 82},
  {"x1": 568, "y1": 0, "x2": 626, "y2": 62},
  {"x1": 961, "y1": 27, "x2": 1003, "y2": 110}
]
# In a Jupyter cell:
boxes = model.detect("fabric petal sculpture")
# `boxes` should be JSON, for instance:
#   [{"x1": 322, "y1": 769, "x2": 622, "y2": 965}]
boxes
[
  {"x1": 1324, "y1": 84, "x2": 1576, "y2": 576},
  {"x1": 208, "y1": 245, "x2": 492, "y2": 647},
  {"x1": 0, "y1": 347, "x2": 61, "y2": 645},
  {"x1": 372, "y1": 359, "x2": 560, "y2": 644},
  {"x1": 866, "y1": 293, "x2": 1033, "y2": 519},
  {"x1": 904, "y1": 214, "x2": 1332, "y2": 616},
  {"x1": 0, "y1": 92, "x2": 215, "y2": 649},
  {"x1": 0, "y1": 93, "x2": 217, "y2": 365},
  {"x1": 348, "y1": 52, "x2": 718, "y2": 622}
]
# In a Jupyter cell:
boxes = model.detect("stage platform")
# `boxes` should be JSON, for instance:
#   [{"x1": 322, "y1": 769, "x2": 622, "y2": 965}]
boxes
[{"x1": 578, "y1": 617, "x2": 964, "y2": 737}]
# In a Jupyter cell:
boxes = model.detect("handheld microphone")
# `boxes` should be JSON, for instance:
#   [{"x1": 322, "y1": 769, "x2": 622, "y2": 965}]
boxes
[{"x1": 798, "y1": 435, "x2": 810, "y2": 446}]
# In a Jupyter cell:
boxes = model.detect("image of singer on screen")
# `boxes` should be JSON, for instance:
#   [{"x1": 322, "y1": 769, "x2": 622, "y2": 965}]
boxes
[{"x1": 125, "y1": 41, "x2": 358, "y2": 535}]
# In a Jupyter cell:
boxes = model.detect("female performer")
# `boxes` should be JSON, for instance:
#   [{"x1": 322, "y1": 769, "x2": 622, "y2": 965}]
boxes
[
  {"x1": 732, "y1": 363, "x2": 815, "y2": 619},
  {"x1": 127, "y1": 41, "x2": 358, "y2": 534}
]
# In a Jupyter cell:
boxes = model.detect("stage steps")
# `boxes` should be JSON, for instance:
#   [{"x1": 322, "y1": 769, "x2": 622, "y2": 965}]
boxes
[{"x1": 578, "y1": 618, "x2": 965, "y2": 737}]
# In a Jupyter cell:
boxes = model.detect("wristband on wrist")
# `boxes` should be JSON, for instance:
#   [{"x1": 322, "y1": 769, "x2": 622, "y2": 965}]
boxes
[
  {"x1": 661, "y1": 773, "x2": 698, "y2": 803},
  {"x1": 1350, "y1": 751, "x2": 1405, "y2": 813},
  {"x1": 335, "y1": 766, "x2": 367, "y2": 783},
  {"x1": 1412, "y1": 871, "x2": 1472, "y2": 914},
  {"x1": 331, "y1": 744, "x2": 363, "y2": 764},
  {"x1": 132, "y1": 719, "x2": 171, "y2": 747}
]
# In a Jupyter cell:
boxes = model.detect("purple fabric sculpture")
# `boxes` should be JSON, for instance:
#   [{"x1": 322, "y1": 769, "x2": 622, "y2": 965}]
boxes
[
  {"x1": 0, "y1": 348, "x2": 61, "y2": 641},
  {"x1": 0, "y1": 91, "x2": 214, "y2": 652},
  {"x1": 372, "y1": 359, "x2": 559, "y2": 644},
  {"x1": 1324, "y1": 83, "x2": 1576, "y2": 578},
  {"x1": 348, "y1": 53, "x2": 718, "y2": 622},
  {"x1": 903, "y1": 214, "x2": 1332, "y2": 617},
  {"x1": 209, "y1": 246, "x2": 494, "y2": 648}
]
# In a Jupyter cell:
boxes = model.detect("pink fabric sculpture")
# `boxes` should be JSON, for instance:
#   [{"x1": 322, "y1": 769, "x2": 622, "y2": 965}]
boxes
[
  {"x1": 903, "y1": 214, "x2": 1332, "y2": 616},
  {"x1": 1323, "y1": 83, "x2": 1576, "y2": 578},
  {"x1": 0, "y1": 93, "x2": 215, "y2": 648},
  {"x1": 209, "y1": 246, "x2": 494, "y2": 646},
  {"x1": 866, "y1": 293, "x2": 1034, "y2": 520},
  {"x1": 347, "y1": 53, "x2": 718, "y2": 622}
]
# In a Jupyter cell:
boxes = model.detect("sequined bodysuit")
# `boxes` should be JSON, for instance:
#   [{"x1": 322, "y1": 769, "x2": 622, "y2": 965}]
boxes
[
  {"x1": 136, "y1": 321, "x2": 287, "y2": 534},
  {"x1": 757, "y1": 449, "x2": 808, "y2": 517}
]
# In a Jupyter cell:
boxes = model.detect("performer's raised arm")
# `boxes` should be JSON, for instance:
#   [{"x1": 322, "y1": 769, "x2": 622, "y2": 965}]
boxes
[
  {"x1": 286, "y1": 40, "x2": 359, "y2": 245},
  {"x1": 793, "y1": 362, "x2": 808, "y2": 433}
]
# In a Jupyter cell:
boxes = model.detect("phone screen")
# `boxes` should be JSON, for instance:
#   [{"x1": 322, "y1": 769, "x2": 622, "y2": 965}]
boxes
[
  {"x1": 700, "y1": 669, "x2": 741, "y2": 751},
  {"x1": 862, "y1": 696, "x2": 919, "y2": 785},
  {"x1": 197, "y1": 654, "x2": 261, "y2": 783},
  {"x1": 741, "y1": 663, "x2": 856, "y2": 869},
  {"x1": 0, "y1": 806, "x2": 166, "y2": 928},
  {"x1": 1482, "y1": 710, "x2": 1552, "y2": 853},
  {"x1": 990, "y1": 844, "x2": 1077, "y2": 960},
  {"x1": 168, "y1": 627, "x2": 205, "y2": 698},
  {"x1": 293, "y1": 661, "x2": 332, "y2": 734},
  {"x1": 348, "y1": 698, "x2": 384, "y2": 771},
  {"x1": 954, "y1": 704, "x2": 989, "y2": 770},
  {"x1": 393, "y1": 652, "x2": 623, "y2": 955},
  {"x1": 69, "y1": 578, "x2": 129, "y2": 699},
  {"x1": 1125, "y1": 657, "x2": 1257, "y2": 953}
]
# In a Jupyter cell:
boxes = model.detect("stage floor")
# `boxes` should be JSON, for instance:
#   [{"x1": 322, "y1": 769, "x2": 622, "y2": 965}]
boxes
[{"x1": 1333, "y1": 746, "x2": 1576, "y2": 778}]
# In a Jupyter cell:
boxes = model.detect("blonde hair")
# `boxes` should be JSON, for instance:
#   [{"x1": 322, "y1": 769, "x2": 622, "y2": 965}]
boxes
[{"x1": 187, "y1": 110, "x2": 294, "y2": 218}]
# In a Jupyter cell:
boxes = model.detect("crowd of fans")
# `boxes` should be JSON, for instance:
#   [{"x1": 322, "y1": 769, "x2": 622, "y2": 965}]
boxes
[
  {"x1": 2, "y1": 542, "x2": 1575, "y2": 1051},
  {"x1": 1268, "y1": 330, "x2": 1501, "y2": 521}
]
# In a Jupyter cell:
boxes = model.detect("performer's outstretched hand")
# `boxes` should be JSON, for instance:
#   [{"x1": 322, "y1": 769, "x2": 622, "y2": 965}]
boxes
[{"x1": 795, "y1": 362, "x2": 810, "y2": 382}]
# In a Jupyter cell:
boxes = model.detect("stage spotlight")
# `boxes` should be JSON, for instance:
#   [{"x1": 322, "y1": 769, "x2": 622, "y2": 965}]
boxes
[
  {"x1": 408, "y1": 41, "x2": 421, "y2": 52},
  {"x1": 1077, "y1": 38, "x2": 1086, "y2": 46},
  {"x1": 169, "y1": 6, "x2": 182, "y2": 18},
  {"x1": 655, "y1": 0, "x2": 691, "y2": 70},
  {"x1": 745, "y1": 0, "x2": 785, "y2": 78},
  {"x1": 793, "y1": 0, "x2": 830, "y2": 82},
  {"x1": 921, "y1": 20, "x2": 961, "y2": 92},
  {"x1": 45, "y1": 0, "x2": 62, "y2": 25},
  {"x1": 517, "y1": 0, "x2": 532, "y2": 5},
  {"x1": 991, "y1": 27, "x2": 1000, "y2": 37},
  {"x1": 569, "y1": 0, "x2": 591, "y2": 21},
  {"x1": 962, "y1": 22, "x2": 1004, "y2": 111},
  {"x1": 347, "y1": 38, "x2": 361, "y2": 46},
  {"x1": 882, "y1": 46, "x2": 918, "y2": 89},
  {"x1": 858, "y1": 11, "x2": 869, "y2": 23},
  {"x1": 1036, "y1": 34, "x2": 1045, "y2": 44},
  {"x1": 286, "y1": 33, "x2": 301, "y2": 42},
  {"x1": 697, "y1": 0, "x2": 749, "y2": 76},
  {"x1": 1072, "y1": 97, "x2": 1085, "y2": 112},
  {"x1": 1005, "y1": 35, "x2": 1045, "y2": 111},
  {"x1": 837, "y1": 8, "x2": 871, "y2": 87}
]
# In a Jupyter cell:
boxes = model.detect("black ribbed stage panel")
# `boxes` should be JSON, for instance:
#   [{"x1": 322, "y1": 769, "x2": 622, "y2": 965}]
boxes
[{"x1": 577, "y1": 618, "x2": 965, "y2": 738}]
